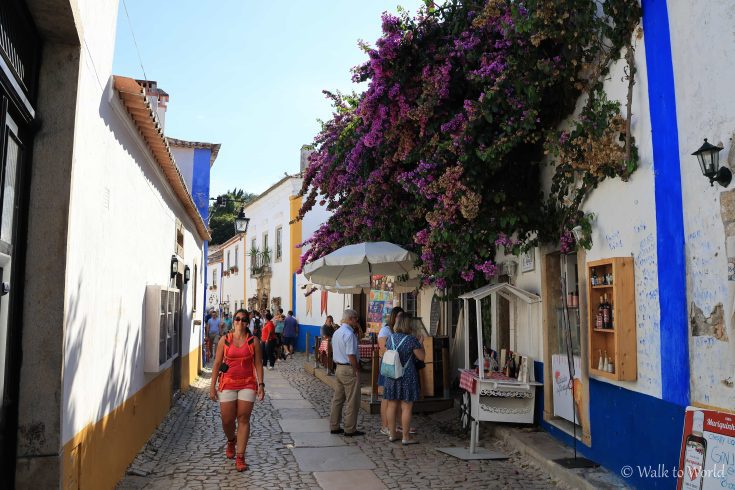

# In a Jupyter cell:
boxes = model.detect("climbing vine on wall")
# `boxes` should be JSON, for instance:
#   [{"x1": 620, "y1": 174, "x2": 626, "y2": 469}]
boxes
[{"x1": 296, "y1": 0, "x2": 641, "y2": 288}]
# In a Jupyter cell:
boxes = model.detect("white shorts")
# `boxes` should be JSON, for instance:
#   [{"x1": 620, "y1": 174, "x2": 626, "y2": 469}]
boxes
[{"x1": 218, "y1": 388, "x2": 256, "y2": 403}]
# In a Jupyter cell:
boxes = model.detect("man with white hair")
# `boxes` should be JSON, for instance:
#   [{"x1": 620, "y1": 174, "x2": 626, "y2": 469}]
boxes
[{"x1": 329, "y1": 308, "x2": 364, "y2": 436}]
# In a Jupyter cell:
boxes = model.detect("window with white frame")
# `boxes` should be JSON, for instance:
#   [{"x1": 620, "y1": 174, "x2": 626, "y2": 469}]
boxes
[
  {"x1": 275, "y1": 227, "x2": 283, "y2": 261},
  {"x1": 212, "y1": 268, "x2": 217, "y2": 286},
  {"x1": 227, "y1": 250, "x2": 231, "y2": 269},
  {"x1": 263, "y1": 233, "x2": 269, "y2": 262},
  {"x1": 234, "y1": 245, "x2": 239, "y2": 269}
]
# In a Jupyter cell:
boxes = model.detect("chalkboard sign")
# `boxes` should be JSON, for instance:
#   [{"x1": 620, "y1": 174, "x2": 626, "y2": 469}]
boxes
[{"x1": 430, "y1": 296, "x2": 441, "y2": 336}]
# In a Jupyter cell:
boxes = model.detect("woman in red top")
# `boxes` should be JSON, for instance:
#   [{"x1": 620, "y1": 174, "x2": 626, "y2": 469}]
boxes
[
  {"x1": 210, "y1": 309, "x2": 265, "y2": 471},
  {"x1": 260, "y1": 312, "x2": 277, "y2": 370}
]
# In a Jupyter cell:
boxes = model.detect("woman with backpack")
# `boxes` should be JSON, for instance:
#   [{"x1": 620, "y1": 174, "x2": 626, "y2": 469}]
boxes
[
  {"x1": 377, "y1": 307, "x2": 403, "y2": 435},
  {"x1": 383, "y1": 312, "x2": 425, "y2": 445},
  {"x1": 210, "y1": 309, "x2": 265, "y2": 472}
]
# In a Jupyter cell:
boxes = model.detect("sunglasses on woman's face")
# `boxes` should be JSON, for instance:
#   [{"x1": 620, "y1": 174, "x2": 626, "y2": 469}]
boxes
[{"x1": 234, "y1": 317, "x2": 246, "y2": 322}]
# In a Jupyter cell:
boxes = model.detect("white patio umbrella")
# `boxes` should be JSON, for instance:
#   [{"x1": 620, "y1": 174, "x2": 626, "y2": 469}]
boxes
[{"x1": 303, "y1": 241, "x2": 418, "y2": 287}]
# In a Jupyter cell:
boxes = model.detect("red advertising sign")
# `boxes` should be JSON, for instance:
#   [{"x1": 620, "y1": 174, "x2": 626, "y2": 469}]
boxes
[{"x1": 677, "y1": 407, "x2": 735, "y2": 490}]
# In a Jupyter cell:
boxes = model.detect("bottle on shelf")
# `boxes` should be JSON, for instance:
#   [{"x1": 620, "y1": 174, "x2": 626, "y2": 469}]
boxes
[
  {"x1": 602, "y1": 293, "x2": 612, "y2": 329},
  {"x1": 603, "y1": 351, "x2": 609, "y2": 372},
  {"x1": 597, "y1": 350, "x2": 603, "y2": 370},
  {"x1": 591, "y1": 268, "x2": 598, "y2": 286},
  {"x1": 596, "y1": 295, "x2": 604, "y2": 329},
  {"x1": 608, "y1": 356, "x2": 615, "y2": 373}
]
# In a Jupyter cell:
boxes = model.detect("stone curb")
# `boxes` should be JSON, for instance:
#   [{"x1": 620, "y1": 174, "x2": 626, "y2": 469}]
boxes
[{"x1": 489, "y1": 425, "x2": 631, "y2": 490}]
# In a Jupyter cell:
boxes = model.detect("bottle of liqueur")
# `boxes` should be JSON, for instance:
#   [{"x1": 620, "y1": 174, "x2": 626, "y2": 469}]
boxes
[
  {"x1": 682, "y1": 411, "x2": 707, "y2": 490},
  {"x1": 591, "y1": 268, "x2": 598, "y2": 286},
  {"x1": 602, "y1": 294, "x2": 611, "y2": 329},
  {"x1": 596, "y1": 295, "x2": 604, "y2": 329}
]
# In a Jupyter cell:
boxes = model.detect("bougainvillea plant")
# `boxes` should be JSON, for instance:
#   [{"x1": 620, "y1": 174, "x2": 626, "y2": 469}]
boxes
[{"x1": 296, "y1": 0, "x2": 640, "y2": 288}]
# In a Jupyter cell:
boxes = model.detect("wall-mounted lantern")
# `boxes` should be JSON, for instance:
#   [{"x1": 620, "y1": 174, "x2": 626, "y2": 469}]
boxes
[
  {"x1": 184, "y1": 265, "x2": 191, "y2": 284},
  {"x1": 692, "y1": 138, "x2": 730, "y2": 187},
  {"x1": 170, "y1": 255, "x2": 179, "y2": 278}
]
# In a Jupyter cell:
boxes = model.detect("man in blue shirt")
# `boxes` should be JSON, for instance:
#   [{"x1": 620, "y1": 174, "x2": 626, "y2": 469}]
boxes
[
  {"x1": 282, "y1": 311, "x2": 300, "y2": 357},
  {"x1": 329, "y1": 308, "x2": 364, "y2": 437},
  {"x1": 206, "y1": 311, "x2": 221, "y2": 361}
]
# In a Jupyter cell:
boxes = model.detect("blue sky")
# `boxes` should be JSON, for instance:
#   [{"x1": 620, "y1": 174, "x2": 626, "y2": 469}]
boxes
[{"x1": 112, "y1": 0, "x2": 424, "y2": 196}]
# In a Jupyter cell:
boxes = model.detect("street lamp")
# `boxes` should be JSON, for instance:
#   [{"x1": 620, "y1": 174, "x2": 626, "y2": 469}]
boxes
[
  {"x1": 692, "y1": 138, "x2": 730, "y2": 187},
  {"x1": 170, "y1": 255, "x2": 179, "y2": 278},
  {"x1": 210, "y1": 196, "x2": 250, "y2": 234},
  {"x1": 234, "y1": 207, "x2": 250, "y2": 234},
  {"x1": 184, "y1": 265, "x2": 191, "y2": 284}
]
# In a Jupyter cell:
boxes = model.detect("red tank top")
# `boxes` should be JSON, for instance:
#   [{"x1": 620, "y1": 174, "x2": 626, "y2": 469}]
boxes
[{"x1": 218, "y1": 333, "x2": 257, "y2": 391}]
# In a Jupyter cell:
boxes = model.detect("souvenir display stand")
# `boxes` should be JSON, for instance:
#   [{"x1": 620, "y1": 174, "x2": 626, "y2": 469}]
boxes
[{"x1": 440, "y1": 283, "x2": 542, "y2": 460}]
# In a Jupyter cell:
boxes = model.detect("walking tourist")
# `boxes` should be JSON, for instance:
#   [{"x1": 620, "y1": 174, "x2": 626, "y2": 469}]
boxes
[
  {"x1": 282, "y1": 311, "x2": 299, "y2": 357},
  {"x1": 206, "y1": 310, "x2": 222, "y2": 361},
  {"x1": 378, "y1": 306, "x2": 403, "y2": 435},
  {"x1": 260, "y1": 312, "x2": 277, "y2": 370},
  {"x1": 222, "y1": 312, "x2": 233, "y2": 333},
  {"x1": 210, "y1": 308, "x2": 265, "y2": 472},
  {"x1": 329, "y1": 308, "x2": 364, "y2": 437},
  {"x1": 250, "y1": 310, "x2": 263, "y2": 339},
  {"x1": 274, "y1": 308, "x2": 286, "y2": 360},
  {"x1": 384, "y1": 312, "x2": 424, "y2": 445}
]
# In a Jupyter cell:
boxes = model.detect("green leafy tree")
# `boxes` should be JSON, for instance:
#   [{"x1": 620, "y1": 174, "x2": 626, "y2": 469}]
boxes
[{"x1": 209, "y1": 188, "x2": 256, "y2": 245}]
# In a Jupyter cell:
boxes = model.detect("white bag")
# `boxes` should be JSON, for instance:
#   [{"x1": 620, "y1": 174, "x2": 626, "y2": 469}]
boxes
[{"x1": 381, "y1": 335, "x2": 408, "y2": 379}]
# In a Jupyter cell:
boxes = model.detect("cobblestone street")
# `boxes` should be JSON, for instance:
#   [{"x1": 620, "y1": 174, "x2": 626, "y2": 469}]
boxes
[{"x1": 118, "y1": 355, "x2": 566, "y2": 489}]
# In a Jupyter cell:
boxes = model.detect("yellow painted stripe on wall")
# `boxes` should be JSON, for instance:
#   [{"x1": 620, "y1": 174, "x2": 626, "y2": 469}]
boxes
[
  {"x1": 62, "y1": 346, "x2": 200, "y2": 489},
  {"x1": 289, "y1": 195, "x2": 303, "y2": 311}
]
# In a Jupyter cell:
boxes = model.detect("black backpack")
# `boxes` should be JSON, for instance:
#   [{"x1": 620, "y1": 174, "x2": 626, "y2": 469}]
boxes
[{"x1": 253, "y1": 317, "x2": 262, "y2": 338}]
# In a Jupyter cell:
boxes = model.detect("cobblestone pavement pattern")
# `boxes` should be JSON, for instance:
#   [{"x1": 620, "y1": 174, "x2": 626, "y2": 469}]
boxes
[{"x1": 118, "y1": 354, "x2": 566, "y2": 489}]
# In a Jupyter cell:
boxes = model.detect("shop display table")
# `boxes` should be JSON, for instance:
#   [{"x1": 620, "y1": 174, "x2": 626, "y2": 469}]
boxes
[{"x1": 458, "y1": 369, "x2": 541, "y2": 425}]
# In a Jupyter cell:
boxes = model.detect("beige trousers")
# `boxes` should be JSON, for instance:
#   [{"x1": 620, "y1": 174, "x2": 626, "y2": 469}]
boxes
[{"x1": 330, "y1": 365, "x2": 360, "y2": 433}]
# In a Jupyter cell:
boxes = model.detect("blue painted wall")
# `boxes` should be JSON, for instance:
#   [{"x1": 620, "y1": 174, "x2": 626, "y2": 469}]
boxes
[
  {"x1": 541, "y1": 376, "x2": 684, "y2": 488},
  {"x1": 294, "y1": 324, "x2": 321, "y2": 353},
  {"x1": 642, "y1": 0, "x2": 689, "y2": 407},
  {"x1": 193, "y1": 148, "x2": 212, "y2": 326}
]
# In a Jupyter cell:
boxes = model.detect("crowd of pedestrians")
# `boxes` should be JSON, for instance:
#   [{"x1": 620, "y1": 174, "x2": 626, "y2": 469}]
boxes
[{"x1": 205, "y1": 304, "x2": 426, "y2": 472}]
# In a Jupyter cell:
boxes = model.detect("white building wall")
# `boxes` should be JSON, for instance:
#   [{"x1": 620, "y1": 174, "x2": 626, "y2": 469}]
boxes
[
  {"x1": 60, "y1": 0, "x2": 205, "y2": 444},
  {"x1": 171, "y1": 146, "x2": 195, "y2": 191},
  {"x1": 206, "y1": 261, "x2": 222, "y2": 312},
  {"x1": 245, "y1": 179, "x2": 298, "y2": 312},
  {"x1": 220, "y1": 236, "x2": 246, "y2": 311},
  {"x1": 668, "y1": 2, "x2": 735, "y2": 409},
  {"x1": 297, "y1": 199, "x2": 347, "y2": 327}
]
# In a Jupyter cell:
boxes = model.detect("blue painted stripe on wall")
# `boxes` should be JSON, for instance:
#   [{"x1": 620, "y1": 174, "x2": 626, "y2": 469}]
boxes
[
  {"x1": 642, "y1": 0, "x2": 690, "y2": 406},
  {"x1": 192, "y1": 148, "x2": 211, "y2": 222}
]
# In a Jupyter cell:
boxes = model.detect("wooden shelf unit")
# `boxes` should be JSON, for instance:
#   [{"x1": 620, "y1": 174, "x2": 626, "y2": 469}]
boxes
[{"x1": 587, "y1": 257, "x2": 637, "y2": 381}]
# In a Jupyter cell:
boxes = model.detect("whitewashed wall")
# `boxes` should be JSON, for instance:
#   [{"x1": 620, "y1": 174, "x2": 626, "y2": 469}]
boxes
[
  {"x1": 297, "y1": 199, "x2": 347, "y2": 326},
  {"x1": 206, "y1": 261, "x2": 222, "y2": 312},
  {"x1": 220, "y1": 236, "x2": 246, "y2": 311},
  {"x1": 61, "y1": 0, "x2": 205, "y2": 445},
  {"x1": 244, "y1": 179, "x2": 298, "y2": 312},
  {"x1": 171, "y1": 146, "x2": 195, "y2": 192},
  {"x1": 668, "y1": 2, "x2": 735, "y2": 409}
]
